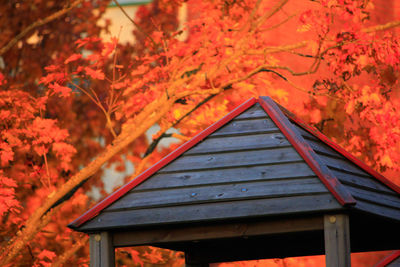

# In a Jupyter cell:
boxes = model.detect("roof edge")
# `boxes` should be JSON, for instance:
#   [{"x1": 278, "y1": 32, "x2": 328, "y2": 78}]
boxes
[
  {"x1": 68, "y1": 97, "x2": 258, "y2": 229},
  {"x1": 374, "y1": 250, "x2": 400, "y2": 267},
  {"x1": 278, "y1": 103, "x2": 400, "y2": 195},
  {"x1": 258, "y1": 96, "x2": 356, "y2": 206}
]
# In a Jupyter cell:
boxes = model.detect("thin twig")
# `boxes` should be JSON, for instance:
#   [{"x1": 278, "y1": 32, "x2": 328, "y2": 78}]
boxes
[
  {"x1": 109, "y1": 29, "x2": 121, "y2": 110},
  {"x1": 143, "y1": 94, "x2": 217, "y2": 157},
  {"x1": 69, "y1": 80, "x2": 117, "y2": 138},
  {"x1": 362, "y1": 20, "x2": 400, "y2": 33},
  {"x1": 51, "y1": 236, "x2": 88, "y2": 267},
  {"x1": 112, "y1": 0, "x2": 157, "y2": 47},
  {"x1": 245, "y1": 41, "x2": 308, "y2": 55},
  {"x1": 264, "y1": 13, "x2": 297, "y2": 31},
  {"x1": 43, "y1": 153, "x2": 51, "y2": 187},
  {"x1": 252, "y1": 0, "x2": 289, "y2": 32},
  {"x1": 0, "y1": 0, "x2": 84, "y2": 56}
]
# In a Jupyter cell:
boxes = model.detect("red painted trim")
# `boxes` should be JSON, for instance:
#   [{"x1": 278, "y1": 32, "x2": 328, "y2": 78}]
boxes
[
  {"x1": 258, "y1": 97, "x2": 356, "y2": 206},
  {"x1": 280, "y1": 106, "x2": 400, "y2": 195},
  {"x1": 374, "y1": 250, "x2": 400, "y2": 267},
  {"x1": 69, "y1": 97, "x2": 258, "y2": 229}
]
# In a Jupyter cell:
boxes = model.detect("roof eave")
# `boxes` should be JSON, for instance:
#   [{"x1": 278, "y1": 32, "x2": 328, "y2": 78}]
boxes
[
  {"x1": 277, "y1": 101, "x2": 400, "y2": 195},
  {"x1": 258, "y1": 96, "x2": 356, "y2": 206}
]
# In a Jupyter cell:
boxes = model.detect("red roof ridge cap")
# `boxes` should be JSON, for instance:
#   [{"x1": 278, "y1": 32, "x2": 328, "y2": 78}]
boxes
[
  {"x1": 278, "y1": 102, "x2": 400, "y2": 195},
  {"x1": 374, "y1": 250, "x2": 400, "y2": 267},
  {"x1": 258, "y1": 96, "x2": 356, "y2": 206}
]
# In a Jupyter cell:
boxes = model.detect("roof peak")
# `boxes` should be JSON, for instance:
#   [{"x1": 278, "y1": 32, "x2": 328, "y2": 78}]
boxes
[{"x1": 69, "y1": 96, "x2": 400, "y2": 230}]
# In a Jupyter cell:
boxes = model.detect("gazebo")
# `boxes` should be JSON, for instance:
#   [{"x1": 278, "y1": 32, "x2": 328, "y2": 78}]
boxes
[{"x1": 69, "y1": 96, "x2": 400, "y2": 267}]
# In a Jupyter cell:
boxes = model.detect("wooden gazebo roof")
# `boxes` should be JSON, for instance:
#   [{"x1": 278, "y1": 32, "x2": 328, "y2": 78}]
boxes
[{"x1": 69, "y1": 96, "x2": 400, "y2": 266}]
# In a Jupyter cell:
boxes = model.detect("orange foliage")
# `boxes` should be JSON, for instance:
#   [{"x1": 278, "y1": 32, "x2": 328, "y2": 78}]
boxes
[
  {"x1": 0, "y1": 0, "x2": 400, "y2": 265},
  {"x1": 213, "y1": 251, "x2": 393, "y2": 267}
]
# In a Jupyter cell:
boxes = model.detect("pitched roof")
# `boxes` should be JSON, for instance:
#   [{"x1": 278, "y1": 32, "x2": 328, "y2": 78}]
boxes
[{"x1": 69, "y1": 96, "x2": 400, "y2": 232}]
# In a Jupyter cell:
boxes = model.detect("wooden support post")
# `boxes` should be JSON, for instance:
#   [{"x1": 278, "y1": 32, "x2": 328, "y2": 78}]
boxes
[
  {"x1": 89, "y1": 232, "x2": 115, "y2": 267},
  {"x1": 324, "y1": 214, "x2": 351, "y2": 267}
]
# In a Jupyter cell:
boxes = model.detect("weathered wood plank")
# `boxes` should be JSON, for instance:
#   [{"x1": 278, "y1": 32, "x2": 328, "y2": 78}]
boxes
[
  {"x1": 136, "y1": 162, "x2": 315, "y2": 190},
  {"x1": 90, "y1": 234, "x2": 100, "y2": 267},
  {"x1": 346, "y1": 186, "x2": 400, "y2": 209},
  {"x1": 318, "y1": 154, "x2": 368, "y2": 176},
  {"x1": 89, "y1": 232, "x2": 115, "y2": 267},
  {"x1": 112, "y1": 216, "x2": 324, "y2": 247},
  {"x1": 290, "y1": 122, "x2": 341, "y2": 158},
  {"x1": 259, "y1": 96, "x2": 356, "y2": 206},
  {"x1": 234, "y1": 103, "x2": 267, "y2": 120},
  {"x1": 324, "y1": 214, "x2": 351, "y2": 267},
  {"x1": 210, "y1": 118, "x2": 278, "y2": 137},
  {"x1": 80, "y1": 194, "x2": 342, "y2": 231},
  {"x1": 331, "y1": 169, "x2": 395, "y2": 195},
  {"x1": 306, "y1": 138, "x2": 343, "y2": 159},
  {"x1": 354, "y1": 199, "x2": 400, "y2": 221},
  {"x1": 293, "y1": 125, "x2": 319, "y2": 141},
  {"x1": 106, "y1": 177, "x2": 327, "y2": 211},
  {"x1": 160, "y1": 147, "x2": 302, "y2": 172},
  {"x1": 186, "y1": 132, "x2": 288, "y2": 155}
]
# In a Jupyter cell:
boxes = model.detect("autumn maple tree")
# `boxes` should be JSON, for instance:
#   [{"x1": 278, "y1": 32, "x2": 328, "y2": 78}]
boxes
[{"x1": 1, "y1": 0, "x2": 399, "y2": 265}]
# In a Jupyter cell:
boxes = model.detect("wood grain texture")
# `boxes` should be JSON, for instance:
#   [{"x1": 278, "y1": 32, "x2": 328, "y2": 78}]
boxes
[
  {"x1": 297, "y1": 121, "x2": 400, "y2": 215},
  {"x1": 259, "y1": 96, "x2": 356, "y2": 206},
  {"x1": 352, "y1": 199, "x2": 400, "y2": 221},
  {"x1": 331, "y1": 169, "x2": 394, "y2": 195},
  {"x1": 89, "y1": 234, "x2": 100, "y2": 267},
  {"x1": 324, "y1": 214, "x2": 351, "y2": 267},
  {"x1": 346, "y1": 186, "x2": 400, "y2": 209},
  {"x1": 186, "y1": 132, "x2": 289, "y2": 155},
  {"x1": 318, "y1": 154, "x2": 367, "y2": 176},
  {"x1": 234, "y1": 103, "x2": 268, "y2": 120},
  {"x1": 112, "y1": 216, "x2": 324, "y2": 247},
  {"x1": 69, "y1": 98, "x2": 258, "y2": 229},
  {"x1": 160, "y1": 146, "x2": 302, "y2": 172},
  {"x1": 305, "y1": 138, "x2": 343, "y2": 159},
  {"x1": 135, "y1": 161, "x2": 315, "y2": 191},
  {"x1": 295, "y1": 125, "x2": 319, "y2": 141},
  {"x1": 209, "y1": 118, "x2": 279, "y2": 137},
  {"x1": 80, "y1": 194, "x2": 342, "y2": 231},
  {"x1": 89, "y1": 232, "x2": 115, "y2": 267},
  {"x1": 285, "y1": 108, "x2": 400, "y2": 194},
  {"x1": 106, "y1": 177, "x2": 327, "y2": 211}
]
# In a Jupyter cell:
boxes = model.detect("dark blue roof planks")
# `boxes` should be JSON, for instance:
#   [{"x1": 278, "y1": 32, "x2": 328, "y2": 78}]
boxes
[
  {"x1": 70, "y1": 97, "x2": 400, "y2": 231},
  {"x1": 69, "y1": 96, "x2": 400, "y2": 265}
]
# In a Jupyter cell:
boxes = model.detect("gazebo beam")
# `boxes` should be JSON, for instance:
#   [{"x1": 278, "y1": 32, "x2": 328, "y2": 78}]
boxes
[
  {"x1": 89, "y1": 232, "x2": 115, "y2": 267},
  {"x1": 112, "y1": 216, "x2": 323, "y2": 247},
  {"x1": 324, "y1": 214, "x2": 351, "y2": 267}
]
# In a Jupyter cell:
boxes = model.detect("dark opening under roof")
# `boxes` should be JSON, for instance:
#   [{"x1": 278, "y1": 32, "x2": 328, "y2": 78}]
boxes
[{"x1": 69, "y1": 96, "x2": 400, "y2": 232}]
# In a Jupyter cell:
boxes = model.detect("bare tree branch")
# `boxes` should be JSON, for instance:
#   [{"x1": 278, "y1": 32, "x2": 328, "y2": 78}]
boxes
[
  {"x1": 143, "y1": 94, "x2": 217, "y2": 157},
  {"x1": 51, "y1": 236, "x2": 88, "y2": 267},
  {"x1": 0, "y1": 0, "x2": 84, "y2": 56},
  {"x1": 363, "y1": 20, "x2": 400, "y2": 33}
]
